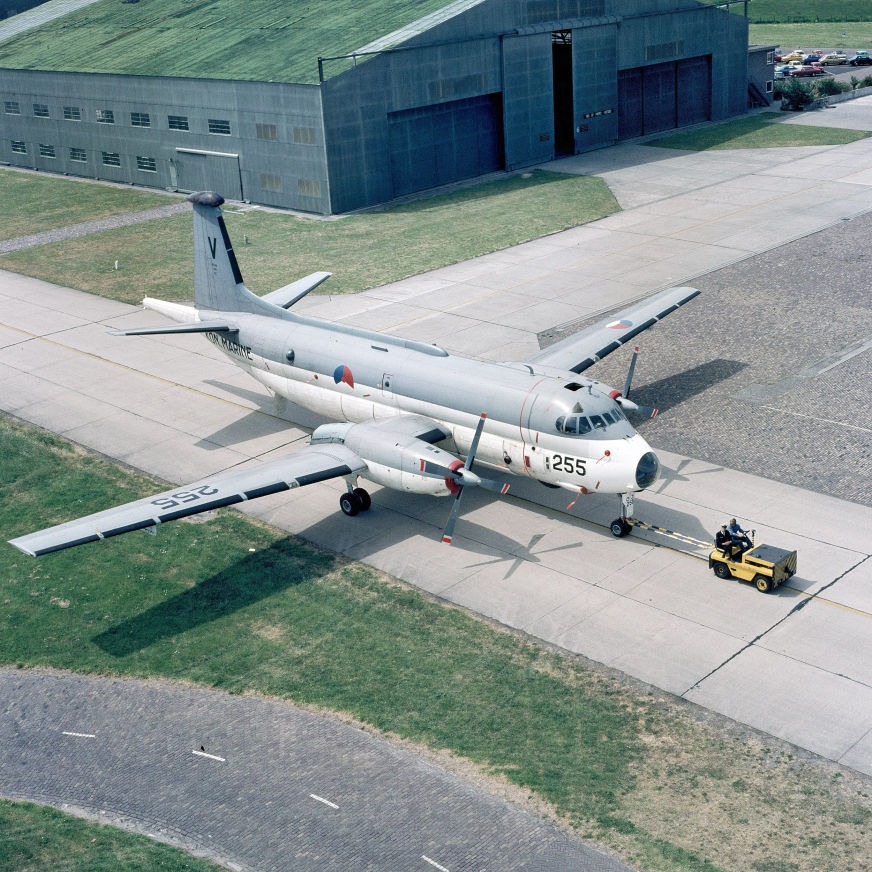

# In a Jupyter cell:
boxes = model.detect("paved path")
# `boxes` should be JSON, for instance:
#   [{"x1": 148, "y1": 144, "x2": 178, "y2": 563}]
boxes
[
  {"x1": 0, "y1": 669, "x2": 628, "y2": 872},
  {"x1": 1, "y1": 97, "x2": 871, "y2": 867}
]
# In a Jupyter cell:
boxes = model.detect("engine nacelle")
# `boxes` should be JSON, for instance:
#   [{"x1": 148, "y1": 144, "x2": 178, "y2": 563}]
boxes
[{"x1": 311, "y1": 418, "x2": 459, "y2": 496}]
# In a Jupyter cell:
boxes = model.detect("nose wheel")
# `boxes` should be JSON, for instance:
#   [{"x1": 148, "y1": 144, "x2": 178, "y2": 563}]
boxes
[
  {"x1": 610, "y1": 518, "x2": 632, "y2": 537},
  {"x1": 610, "y1": 492, "x2": 634, "y2": 538}
]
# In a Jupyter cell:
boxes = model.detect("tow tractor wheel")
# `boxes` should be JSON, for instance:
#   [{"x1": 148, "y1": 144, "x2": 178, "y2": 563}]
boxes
[
  {"x1": 754, "y1": 574, "x2": 773, "y2": 594},
  {"x1": 610, "y1": 518, "x2": 631, "y2": 538},
  {"x1": 713, "y1": 561, "x2": 732, "y2": 580}
]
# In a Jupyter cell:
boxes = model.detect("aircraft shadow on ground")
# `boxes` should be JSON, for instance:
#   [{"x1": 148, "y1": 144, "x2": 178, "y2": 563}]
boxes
[
  {"x1": 629, "y1": 358, "x2": 748, "y2": 414},
  {"x1": 93, "y1": 540, "x2": 315, "y2": 657}
]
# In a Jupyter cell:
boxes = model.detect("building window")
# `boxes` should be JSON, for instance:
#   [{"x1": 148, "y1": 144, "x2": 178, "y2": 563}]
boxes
[
  {"x1": 38, "y1": 143, "x2": 56, "y2": 158},
  {"x1": 5, "y1": 101, "x2": 20, "y2": 114},
  {"x1": 293, "y1": 126, "x2": 316, "y2": 145},
  {"x1": 131, "y1": 111, "x2": 151, "y2": 128},
  {"x1": 767, "y1": 51, "x2": 775, "y2": 64},
  {"x1": 168, "y1": 114, "x2": 189, "y2": 131},
  {"x1": 766, "y1": 80, "x2": 773, "y2": 93},
  {"x1": 11, "y1": 140, "x2": 27, "y2": 154},
  {"x1": 298, "y1": 178, "x2": 320, "y2": 198},
  {"x1": 101, "y1": 151, "x2": 121, "y2": 167},
  {"x1": 207, "y1": 118, "x2": 231, "y2": 135},
  {"x1": 256, "y1": 123, "x2": 278, "y2": 141},
  {"x1": 136, "y1": 155, "x2": 157, "y2": 172},
  {"x1": 33, "y1": 103, "x2": 49, "y2": 118},
  {"x1": 96, "y1": 108, "x2": 115, "y2": 124},
  {"x1": 63, "y1": 106, "x2": 82, "y2": 121},
  {"x1": 260, "y1": 173, "x2": 282, "y2": 192},
  {"x1": 69, "y1": 147, "x2": 87, "y2": 162}
]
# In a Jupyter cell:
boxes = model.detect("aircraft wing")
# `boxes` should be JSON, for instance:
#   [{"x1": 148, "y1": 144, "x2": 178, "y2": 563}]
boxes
[
  {"x1": 9, "y1": 445, "x2": 366, "y2": 557},
  {"x1": 525, "y1": 286, "x2": 700, "y2": 374}
]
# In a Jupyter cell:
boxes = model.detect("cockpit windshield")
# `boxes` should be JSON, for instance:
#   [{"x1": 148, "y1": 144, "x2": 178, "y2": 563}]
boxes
[{"x1": 555, "y1": 407, "x2": 627, "y2": 436}]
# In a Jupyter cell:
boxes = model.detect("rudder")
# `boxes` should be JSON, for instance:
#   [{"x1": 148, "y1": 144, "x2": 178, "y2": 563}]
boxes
[{"x1": 189, "y1": 192, "x2": 271, "y2": 315}]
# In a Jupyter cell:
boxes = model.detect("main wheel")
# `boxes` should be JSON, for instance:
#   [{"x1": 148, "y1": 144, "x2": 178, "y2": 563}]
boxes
[
  {"x1": 352, "y1": 487, "x2": 371, "y2": 511},
  {"x1": 339, "y1": 491, "x2": 361, "y2": 516},
  {"x1": 610, "y1": 519, "x2": 630, "y2": 538},
  {"x1": 754, "y1": 574, "x2": 773, "y2": 593},
  {"x1": 713, "y1": 562, "x2": 731, "y2": 580}
]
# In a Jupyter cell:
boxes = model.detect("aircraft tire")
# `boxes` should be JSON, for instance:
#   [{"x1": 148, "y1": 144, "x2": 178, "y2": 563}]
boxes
[
  {"x1": 352, "y1": 487, "x2": 371, "y2": 511},
  {"x1": 610, "y1": 519, "x2": 630, "y2": 538},
  {"x1": 754, "y1": 574, "x2": 773, "y2": 593},
  {"x1": 339, "y1": 492, "x2": 361, "y2": 516}
]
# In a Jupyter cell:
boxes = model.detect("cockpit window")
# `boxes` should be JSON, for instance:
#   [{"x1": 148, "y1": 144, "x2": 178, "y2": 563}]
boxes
[
  {"x1": 556, "y1": 414, "x2": 593, "y2": 435},
  {"x1": 589, "y1": 414, "x2": 606, "y2": 430}
]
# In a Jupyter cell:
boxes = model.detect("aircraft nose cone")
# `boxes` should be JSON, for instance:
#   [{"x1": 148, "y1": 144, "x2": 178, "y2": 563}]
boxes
[{"x1": 635, "y1": 451, "x2": 660, "y2": 489}]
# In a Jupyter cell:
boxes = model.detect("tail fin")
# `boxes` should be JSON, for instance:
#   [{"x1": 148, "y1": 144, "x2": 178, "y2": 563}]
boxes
[{"x1": 189, "y1": 192, "x2": 274, "y2": 315}]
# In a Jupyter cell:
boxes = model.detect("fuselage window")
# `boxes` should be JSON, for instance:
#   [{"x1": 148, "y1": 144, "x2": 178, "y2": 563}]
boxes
[
  {"x1": 590, "y1": 415, "x2": 606, "y2": 430},
  {"x1": 603, "y1": 412, "x2": 615, "y2": 425}
]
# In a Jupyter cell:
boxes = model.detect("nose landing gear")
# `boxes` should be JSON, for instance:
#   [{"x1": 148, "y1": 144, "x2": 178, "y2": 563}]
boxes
[{"x1": 610, "y1": 492, "x2": 634, "y2": 537}]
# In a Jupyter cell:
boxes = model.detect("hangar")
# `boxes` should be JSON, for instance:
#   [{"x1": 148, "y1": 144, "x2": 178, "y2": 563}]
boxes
[{"x1": 0, "y1": 0, "x2": 750, "y2": 214}]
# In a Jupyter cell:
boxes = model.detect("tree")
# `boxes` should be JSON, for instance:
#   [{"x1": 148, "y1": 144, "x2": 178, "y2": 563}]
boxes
[{"x1": 779, "y1": 77, "x2": 814, "y2": 111}]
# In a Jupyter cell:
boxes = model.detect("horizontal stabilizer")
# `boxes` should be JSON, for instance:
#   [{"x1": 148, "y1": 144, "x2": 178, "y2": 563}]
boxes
[
  {"x1": 112, "y1": 320, "x2": 235, "y2": 337},
  {"x1": 261, "y1": 272, "x2": 332, "y2": 310}
]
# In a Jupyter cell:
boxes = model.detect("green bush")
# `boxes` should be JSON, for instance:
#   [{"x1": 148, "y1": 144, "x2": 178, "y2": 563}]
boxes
[
  {"x1": 779, "y1": 77, "x2": 815, "y2": 110},
  {"x1": 812, "y1": 77, "x2": 850, "y2": 97}
]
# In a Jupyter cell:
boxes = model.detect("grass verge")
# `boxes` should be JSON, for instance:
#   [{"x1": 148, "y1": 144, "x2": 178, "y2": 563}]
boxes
[
  {"x1": 0, "y1": 168, "x2": 618, "y2": 303},
  {"x1": 2, "y1": 415, "x2": 870, "y2": 872},
  {"x1": 749, "y1": 22, "x2": 872, "y2": 50},
  {"x1": 647, "y1": 113, "x2": 872, "y2": 151},
  {"x1": 0, "y1": 172, "x2": 174, "y2": 242},
  {"x1": 0, "y1": 799, "x2": 222, "y2": 872}
]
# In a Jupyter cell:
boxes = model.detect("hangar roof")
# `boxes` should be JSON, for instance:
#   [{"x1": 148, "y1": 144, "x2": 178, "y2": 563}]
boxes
[{"x1": 0, "y1": 0, "x2": 479, "y2": 85}]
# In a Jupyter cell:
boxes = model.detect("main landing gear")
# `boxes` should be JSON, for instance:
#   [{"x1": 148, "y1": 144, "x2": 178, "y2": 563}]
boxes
[
  {"x1": 610, "y1": 492, "x2": 634, "y2": 538},
  {"x1": 339, "y1": 486, "x2": 371, "y2": 516}
]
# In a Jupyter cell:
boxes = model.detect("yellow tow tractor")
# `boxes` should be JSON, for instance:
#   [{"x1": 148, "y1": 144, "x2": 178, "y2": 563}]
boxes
[{"x1": 709, "y1": 539, "x2": 798, "y2": 593}]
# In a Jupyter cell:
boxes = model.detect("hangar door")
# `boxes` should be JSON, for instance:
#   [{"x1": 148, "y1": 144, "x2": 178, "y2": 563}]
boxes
[
  {"x1": 618, "y1": 55, "x2": 711, "y2": 139},
  {"x1": 388, "y1": 94, "x2": 504, "y2": 198}
]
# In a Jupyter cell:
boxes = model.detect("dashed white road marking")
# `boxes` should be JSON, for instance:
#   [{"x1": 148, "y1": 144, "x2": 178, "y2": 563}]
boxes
[
  {"x1": 61, "y1": 731, "x2": 96, "y2": 738},
  {"x1": 309, "y1": 794, "x2": 339, "y2": 809},
  {"x1": 192, "y1": 749, "x2": 226, "y2": 762},
  {"x1": 422, "y1": 856, "x2": 450, "y2": 872}
]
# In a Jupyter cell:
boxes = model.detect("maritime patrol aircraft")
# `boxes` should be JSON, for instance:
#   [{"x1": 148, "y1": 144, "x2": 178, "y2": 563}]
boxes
[{"x1": 9, "y1": 192, "x2": 699, "y2": 557}]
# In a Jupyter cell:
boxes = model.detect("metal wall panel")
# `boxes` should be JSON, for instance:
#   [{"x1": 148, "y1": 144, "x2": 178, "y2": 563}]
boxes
[
  {"x1": 388, "y1": 94, "x2": 503, "y2": 197},
  {"x1": 501, "y1": 32, "x2": 555, "y2": 169}
]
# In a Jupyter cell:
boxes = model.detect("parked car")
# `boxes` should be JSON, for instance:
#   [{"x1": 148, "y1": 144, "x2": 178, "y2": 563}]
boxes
[
  {"x1": 790, "y1": 65, "x2": 827, "y2": 77},
  {"x1": 849, "y1": 52, "x2": 872, "y2": 66},
  {"x1": 802, "y1": 54, "x2": 821, "y2": 64},
  {"x1": 774, "y1": 64, "x2": 795, "y2": 75},
  {"x1": 781, "y1": 49, "x2": 805, "y2": 62},
  {"x1": 820, "y1": 53, "x2": 847, "y2": 65}
]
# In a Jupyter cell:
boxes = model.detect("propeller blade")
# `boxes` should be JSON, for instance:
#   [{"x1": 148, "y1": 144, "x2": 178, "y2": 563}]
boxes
[
  {"x1": 419, "y1": 458, "x2": 509, "y2": 493},
  {"x1": 614, "y1": 395, "x2": 658, "y2": 418},
  {"x1": 440, "y1": 412, "x2": 490, "y2": 544},
  {"x1": 622, "y1": 346, "x2": 640, "y2": 399}
]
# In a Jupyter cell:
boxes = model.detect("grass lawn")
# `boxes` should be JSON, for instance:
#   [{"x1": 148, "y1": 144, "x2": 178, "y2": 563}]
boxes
[
  {"x1": 0, "y1": 172, "x2": 175, "y2": 242},
  {"x1": 2, "y1": 415, "x2": 870, "y2": 872},
  {"x1": 647, "y1": 113, "x2": 872, "y2": 151},
  {"x1": 749, "y1": 22, "x2": 872, "y2": 51},
  {"x1": 0, "y1": 800, "x2": 222, "y2": 872},
  {"x1": 0, "y1": 169, "x2": 618, "y2": 303}
]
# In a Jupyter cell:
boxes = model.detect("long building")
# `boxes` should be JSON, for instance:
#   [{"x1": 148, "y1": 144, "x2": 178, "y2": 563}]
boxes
[{"x1": 0, "y1": 0, "x2": 753, "y2": 214}]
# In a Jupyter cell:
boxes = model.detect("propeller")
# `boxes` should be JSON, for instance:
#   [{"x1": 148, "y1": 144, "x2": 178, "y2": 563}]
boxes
[
  {"x1": 418, "y1": 413, "x2": 509, "y2": 544},
  {"x1": 611, "y1": 347, "x2": 658, "y2": 418}
]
